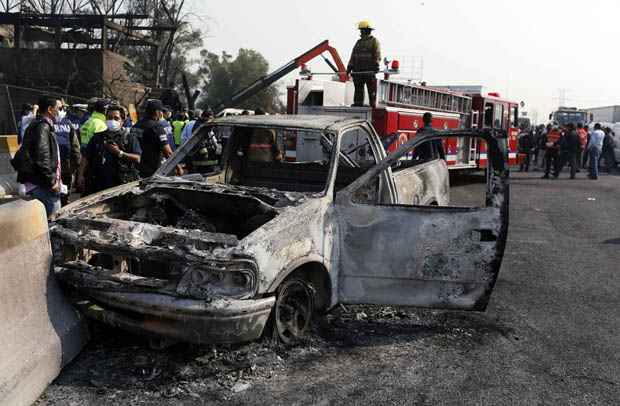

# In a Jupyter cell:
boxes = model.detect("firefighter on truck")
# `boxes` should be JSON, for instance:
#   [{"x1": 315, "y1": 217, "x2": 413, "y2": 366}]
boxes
[{"x1": 347, "y1": 20, "x2": 381, "y2": 107}]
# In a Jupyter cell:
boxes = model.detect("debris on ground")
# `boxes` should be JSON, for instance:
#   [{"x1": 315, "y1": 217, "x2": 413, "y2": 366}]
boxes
[{"x1": 37, "y1": 305, "x2": 513, "y2": 405}]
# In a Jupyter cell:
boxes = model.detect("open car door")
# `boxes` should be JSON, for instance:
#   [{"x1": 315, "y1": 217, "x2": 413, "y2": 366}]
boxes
[{"x1": 334, "y1": 130, "x2": 509, "y2": 311}]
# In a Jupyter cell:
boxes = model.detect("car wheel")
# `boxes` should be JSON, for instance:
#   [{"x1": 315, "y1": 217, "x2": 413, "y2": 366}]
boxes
[{"x1": 273, "y1": 278, "x2": 315, "y2": 344}]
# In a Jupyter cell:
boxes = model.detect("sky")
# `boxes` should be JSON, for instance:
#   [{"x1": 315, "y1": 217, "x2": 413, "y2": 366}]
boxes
[{"x1": 187, "y1": 0, "x2": 620, "y2": 123}]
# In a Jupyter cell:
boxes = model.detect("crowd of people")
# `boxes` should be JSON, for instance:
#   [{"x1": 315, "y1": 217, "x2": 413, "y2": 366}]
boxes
[
  {"x1": 10, "y1": 95, "x2": 215, "y2": 217},
  {"x1": 518, "y1": 122, "x2": 617, "y2": 180}
]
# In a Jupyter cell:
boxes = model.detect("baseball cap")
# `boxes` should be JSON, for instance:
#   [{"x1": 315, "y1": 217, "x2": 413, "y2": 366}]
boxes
[
  {"x1": 145, "y1": 99, "x2": 164, "y2": 112},
  {"x1": 94, "y1": 99, "x2": 108, "y2": 111}
]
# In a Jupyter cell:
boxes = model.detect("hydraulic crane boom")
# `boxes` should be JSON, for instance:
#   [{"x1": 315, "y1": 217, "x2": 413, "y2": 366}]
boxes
[{"x1": 216, "y1": 40, "x2": 347, "y2": 112}]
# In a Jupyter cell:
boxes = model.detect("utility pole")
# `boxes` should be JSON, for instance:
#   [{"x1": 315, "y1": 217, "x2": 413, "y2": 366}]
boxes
[{"x1": 556, "y1": 88, "x2": 569, "y2": 107}]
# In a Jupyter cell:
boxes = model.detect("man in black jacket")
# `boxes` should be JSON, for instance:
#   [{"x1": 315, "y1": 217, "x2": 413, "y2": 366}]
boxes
[
  {"x1": 601, "y1": 128, "x2": 617, "y2": 173},
  {"x1": 518, "y1": 130, "x2": 535, "y2": 172},
  {"x1": 556, "y1": 123, "x2": 580, "y2": 179},
  {"x1": 12, "y1": 96, "x2": 63, "y2": 216}
]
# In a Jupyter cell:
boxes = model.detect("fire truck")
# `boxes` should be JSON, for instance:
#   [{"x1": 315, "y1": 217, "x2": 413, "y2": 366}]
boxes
[{"x1": 218, "y1": 40, "x2": 521, "y2": 169}]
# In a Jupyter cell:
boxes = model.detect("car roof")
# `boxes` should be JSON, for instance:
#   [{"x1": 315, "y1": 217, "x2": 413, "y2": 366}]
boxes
[{"x1": 212, "y1": 114, "x2": 365, "y2": 132}]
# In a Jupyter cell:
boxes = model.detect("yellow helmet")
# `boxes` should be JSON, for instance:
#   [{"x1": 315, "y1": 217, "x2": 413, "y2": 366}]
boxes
[{"x1": 358, "y1": 20, "x2": 374, "y2": 30}]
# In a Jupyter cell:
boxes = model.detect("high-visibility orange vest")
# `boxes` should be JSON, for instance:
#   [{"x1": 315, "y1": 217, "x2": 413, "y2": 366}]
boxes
[
  {"x1": 546, "y1": 129, "x2": 561, "y2": 148},
  {"x1": 577, "y1": 128, "x2": 588, "y2": 149}
]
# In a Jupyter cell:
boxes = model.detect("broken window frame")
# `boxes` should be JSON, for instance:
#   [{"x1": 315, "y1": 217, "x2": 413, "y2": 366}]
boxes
[{"x1": 157, "y1": 123, "x2": 344, "y2": 197}]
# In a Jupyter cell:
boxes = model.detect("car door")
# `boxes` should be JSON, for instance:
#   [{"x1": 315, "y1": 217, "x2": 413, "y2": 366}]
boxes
[{"x1": 334, "y1": 130, "x2": 509, "y2": 311}]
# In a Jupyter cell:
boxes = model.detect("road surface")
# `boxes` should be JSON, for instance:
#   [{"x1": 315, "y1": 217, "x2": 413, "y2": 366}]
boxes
[{"x1": 38, "y1": 171, "x2": 620, "y2": 405}]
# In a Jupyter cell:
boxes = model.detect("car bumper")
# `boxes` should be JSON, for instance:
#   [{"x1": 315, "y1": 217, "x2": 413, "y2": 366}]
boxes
[{"x1": 78, "y1": 291, "x2": 275, "y2": 344}]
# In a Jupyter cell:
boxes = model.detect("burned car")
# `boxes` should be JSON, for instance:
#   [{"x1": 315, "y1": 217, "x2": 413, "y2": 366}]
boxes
[{"x1": 51, "y1": 115, "x2": 509, "y2": 344}]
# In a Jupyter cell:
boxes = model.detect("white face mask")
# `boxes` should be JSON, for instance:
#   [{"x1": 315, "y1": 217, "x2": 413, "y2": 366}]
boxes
[
  {"x1": 57, "y1": 110, "x2": 67, "y2": 121},
  {"x1": 106, "y1": 119, "x2": 121, "y2": 131}
]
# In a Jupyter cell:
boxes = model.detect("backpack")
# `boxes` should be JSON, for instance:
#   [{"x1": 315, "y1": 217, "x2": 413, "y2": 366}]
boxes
[{"x1": 10, "y1": 118, "x2": 45, "y2": 175}]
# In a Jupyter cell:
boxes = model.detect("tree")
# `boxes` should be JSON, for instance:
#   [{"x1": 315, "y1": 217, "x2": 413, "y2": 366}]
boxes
[
  {"x1": 121, "y1": 0, "x2": 204, "y2": 108},
  {"x1": 197, "y1": 48, "x2": 284, "y2": 113}
]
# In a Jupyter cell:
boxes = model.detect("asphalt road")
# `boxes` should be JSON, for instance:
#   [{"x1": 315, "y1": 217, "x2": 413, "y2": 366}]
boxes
[{"x1": 38, "y1": 170, "x2": 620, "y2": 405}]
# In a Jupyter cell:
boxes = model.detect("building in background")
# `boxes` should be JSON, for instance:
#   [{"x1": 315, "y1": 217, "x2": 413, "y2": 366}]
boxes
[
  {"x1": 585, "y1": 105, "x2": 620, "y2": 124},
  {"x1": 0, "y1": 8, "x2": 178, "y2": 135}
]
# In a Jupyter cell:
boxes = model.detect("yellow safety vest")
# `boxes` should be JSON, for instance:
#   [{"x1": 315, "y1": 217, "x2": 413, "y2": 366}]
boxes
[
  {"x1": 172, "y1": 120, "x2": 188, "y2": 146},
  {"x1": 80, "y1": 111, "x2": 107, "y2": 145}
]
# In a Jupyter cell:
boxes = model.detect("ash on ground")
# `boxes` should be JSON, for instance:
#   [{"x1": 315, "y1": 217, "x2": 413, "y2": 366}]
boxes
[{"x1": 37, "y1": 305, "x2": 510, "y2": 405}]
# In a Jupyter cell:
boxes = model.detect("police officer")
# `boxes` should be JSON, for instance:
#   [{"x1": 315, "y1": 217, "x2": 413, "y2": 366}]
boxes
[
  {"x1": 133, "y1": 99, "x2": 174, "y2": 178},
  {"x1": 160, "y1": 105, "x2": 174, "y2": 150},
  {"x1": 53, "y1": 100, "x2": 81, "y2": 205},
  {"x1": 347, "y1": 20, "x2": 381, "y2": 107}
]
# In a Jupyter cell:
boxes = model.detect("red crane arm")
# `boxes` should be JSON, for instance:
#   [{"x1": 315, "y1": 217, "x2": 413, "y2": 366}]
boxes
[
  {"x1": 295, "y1": 40, "x2": 348, "y2": 83},
  {"x1": 217, "y1": 40, "x2": 347, "y2": 111}
]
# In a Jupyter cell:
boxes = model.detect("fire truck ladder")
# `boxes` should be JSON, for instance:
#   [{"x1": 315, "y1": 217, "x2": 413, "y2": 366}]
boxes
[{"x1": 216, "y1": 40, "x2": 347, "y2": 112}]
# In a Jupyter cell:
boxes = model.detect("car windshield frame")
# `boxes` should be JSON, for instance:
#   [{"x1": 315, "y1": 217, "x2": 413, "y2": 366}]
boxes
[{"x1": 156, "y1": 123, "x2": 340, "y2": 195}]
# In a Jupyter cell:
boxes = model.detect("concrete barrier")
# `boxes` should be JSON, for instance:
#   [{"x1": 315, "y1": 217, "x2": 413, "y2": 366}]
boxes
[
  {"x1": 0, "y1": 199, "x2": 88, "y2": 406},
  {"x1": 0, "y1": 135, "x2": 18, "y2": 176},
  {"x1": 0, "y1": 173, "x2": 18, "y2": 198}
]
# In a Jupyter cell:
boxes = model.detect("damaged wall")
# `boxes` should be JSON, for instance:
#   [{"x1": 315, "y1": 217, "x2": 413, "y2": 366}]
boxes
[{"x1": 0, "y1": 48, "x2": 145, "y2": 134}]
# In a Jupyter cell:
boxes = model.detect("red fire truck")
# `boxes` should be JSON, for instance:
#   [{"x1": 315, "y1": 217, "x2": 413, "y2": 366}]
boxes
[
  {"x1": 219, "y1": 40, "x2": 521, "y2": 169},
  {"x1": 287, "y1": 76, "x2": 521, "y2": 169}
]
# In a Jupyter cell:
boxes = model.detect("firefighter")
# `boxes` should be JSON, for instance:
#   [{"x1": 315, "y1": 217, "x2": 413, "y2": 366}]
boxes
[
  {"x1": 347, "y1": 20, "x2": 381, "y2": 107},
  {"x1": 247, "y1": 108, "x2": 282, "y2": 162}
]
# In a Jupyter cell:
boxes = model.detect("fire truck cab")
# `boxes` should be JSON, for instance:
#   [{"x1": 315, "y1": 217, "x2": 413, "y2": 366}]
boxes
[{"x1": 440, "y1": 86, "x2": 520, "y2": 167}]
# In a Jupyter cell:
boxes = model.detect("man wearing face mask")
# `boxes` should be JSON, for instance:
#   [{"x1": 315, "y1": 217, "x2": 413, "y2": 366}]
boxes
[
  {"x1": 53, "y1": 100, "x2": 81, "y2": 205},
  {"x1": 77, "y1": 105, "x2": 141, "y2": 195},
  {"x1": 11, "y1": 95, "x2": 63, "y2": 216}
]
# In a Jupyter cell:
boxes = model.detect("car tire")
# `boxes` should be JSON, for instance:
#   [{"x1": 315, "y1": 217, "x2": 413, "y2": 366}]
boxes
[{"x1": 269, "y1": 277, "x2": 316, "y2": 344}]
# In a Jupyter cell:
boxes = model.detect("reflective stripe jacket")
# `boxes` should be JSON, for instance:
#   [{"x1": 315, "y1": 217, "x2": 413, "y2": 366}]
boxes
[{"x1": 348, "y1": 35, "x2": 381, "y2": 74}]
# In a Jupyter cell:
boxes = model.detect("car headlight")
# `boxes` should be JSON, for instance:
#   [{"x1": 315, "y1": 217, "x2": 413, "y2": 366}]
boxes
[{"x1": 176, "y1": 260, "x2": 258, "y2": 300}]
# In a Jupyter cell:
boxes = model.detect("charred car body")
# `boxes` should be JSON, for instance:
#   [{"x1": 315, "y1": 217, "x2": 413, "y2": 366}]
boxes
[{"x1": 51, "y1": 115, "x2": 509, "y2": 344}]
